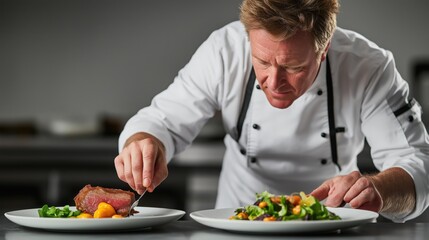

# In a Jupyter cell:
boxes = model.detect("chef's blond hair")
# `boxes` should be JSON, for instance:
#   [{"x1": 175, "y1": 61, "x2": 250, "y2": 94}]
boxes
[{"x1": 240, "y1": 0, "x2": 339, "y2": 54}]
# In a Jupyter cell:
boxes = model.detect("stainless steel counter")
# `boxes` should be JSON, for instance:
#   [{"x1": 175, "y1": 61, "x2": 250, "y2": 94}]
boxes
[{"x1": 1, "y1": 215, "x2": 428, "y2": 240}]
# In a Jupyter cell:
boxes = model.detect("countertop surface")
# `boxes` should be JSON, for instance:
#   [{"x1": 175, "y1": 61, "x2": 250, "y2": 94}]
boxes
[{"x1": 1, "y1": 214, "x2": 428, "y2": 240}]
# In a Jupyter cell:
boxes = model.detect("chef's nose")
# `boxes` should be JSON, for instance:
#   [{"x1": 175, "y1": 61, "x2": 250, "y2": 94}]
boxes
[{"x1": 267, "y1": 67, "x2": 286, "y2": 90}]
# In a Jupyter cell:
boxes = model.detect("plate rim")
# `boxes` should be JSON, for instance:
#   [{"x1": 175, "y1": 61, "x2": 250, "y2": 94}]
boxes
[{"x1": 4, "y1": 206, "x2": 186, "y2": 232}]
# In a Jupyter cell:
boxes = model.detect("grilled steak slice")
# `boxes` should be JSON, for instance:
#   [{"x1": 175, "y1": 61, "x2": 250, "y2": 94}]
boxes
[{"x1": 74, "y1": 185, "x2": 135, "y2": 216}]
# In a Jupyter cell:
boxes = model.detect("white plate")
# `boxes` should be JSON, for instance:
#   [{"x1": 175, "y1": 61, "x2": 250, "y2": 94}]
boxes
[
  {"x1": 4, "y1": 206, "x2": 185, "y2": 232},
  {"x1": 190, "y1": 207, "x2": 378, "y2": 234}
]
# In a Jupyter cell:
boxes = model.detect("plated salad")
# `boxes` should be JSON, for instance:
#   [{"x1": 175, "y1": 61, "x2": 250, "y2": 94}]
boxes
[{"x1": 230, "y1": 191, "x2": 341, "y2": 221}]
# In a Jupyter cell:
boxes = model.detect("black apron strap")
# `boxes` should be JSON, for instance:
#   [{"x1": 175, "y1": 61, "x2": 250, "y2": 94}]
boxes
[
  {"x1": 235, "y1": 67, "x2": 256, "y2": 141},
  {"x1": 326, "y1": 56, "x2": 341, "y2": 171}
]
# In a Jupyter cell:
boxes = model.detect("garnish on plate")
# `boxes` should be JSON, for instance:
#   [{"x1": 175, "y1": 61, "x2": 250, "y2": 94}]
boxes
[
  {"x1": 38, "y1": 205, "x2": 81, "y2": 218},
  {"x1": 229, "y1": 191, "x2": 341, "y2": 221}
]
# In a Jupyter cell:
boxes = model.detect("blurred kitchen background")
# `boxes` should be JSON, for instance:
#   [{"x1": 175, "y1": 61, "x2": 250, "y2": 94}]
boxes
[{"x1": 1, "y1": 0, "x2": 429, "y2": 221}]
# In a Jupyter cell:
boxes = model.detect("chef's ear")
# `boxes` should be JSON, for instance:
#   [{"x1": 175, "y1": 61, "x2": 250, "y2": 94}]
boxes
[{"x1": 320, "y1": 41, "x2": 331, "y2": 62}]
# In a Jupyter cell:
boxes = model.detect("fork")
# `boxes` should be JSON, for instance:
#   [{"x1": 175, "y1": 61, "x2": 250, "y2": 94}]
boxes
[{"x1": 128, "y1": 189, "x2": 147, "y2": 216}]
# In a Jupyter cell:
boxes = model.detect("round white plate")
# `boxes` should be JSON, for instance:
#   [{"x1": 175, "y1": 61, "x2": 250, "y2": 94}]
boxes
[
  {"x1": 190, "y1": 207, "x2": 378, "y2": 234},
  {"x1": 4, "y1": 206, "x2": 185, "y2": 232}
]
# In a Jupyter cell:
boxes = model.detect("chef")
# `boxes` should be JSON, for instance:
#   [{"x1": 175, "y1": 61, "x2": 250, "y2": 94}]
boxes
[{"x1": 114, "y1": 0, "x2": 429, "y2": 222}]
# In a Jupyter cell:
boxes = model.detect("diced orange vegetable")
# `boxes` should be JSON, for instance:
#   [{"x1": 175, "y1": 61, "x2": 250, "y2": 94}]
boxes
[
  {"x1": 93, "y1": 202, "x2": 116, "y2": 218},
  {"x1": 263, "y1": 216, "x2": 277, "y2": 221},
  {"x1": 270, "y1": 196, "x2": 281, "y2": 204},
  {"x1": 288, "y1": 195, "x2": 301, "y2": 205},
  {"x1": 258, "y1": 201, "x2": 268, "y2": 208},
  {"x1": 237, "y1": 212, "x2": 249, "y2": 220},
  {"x1": 76, "y1": 213, "x2": 93, "y2": 218},
  {"x1": 111, "y1": 214, "x2": 123, "y2": 218},
  {"x1": 292, "y1": 205, "x2": 301, "y2": 215}
]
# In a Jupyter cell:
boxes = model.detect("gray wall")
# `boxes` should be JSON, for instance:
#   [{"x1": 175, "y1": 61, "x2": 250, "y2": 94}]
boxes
[
  {"x1": 337, "y1": 0, "x2": 429, "y2": 93},
  {"x1": 0, "y1": 0, "x2": 242, "y2": 125},
  {"x1": 1, "y1": 0, "x2": 429, "y2": 124}
]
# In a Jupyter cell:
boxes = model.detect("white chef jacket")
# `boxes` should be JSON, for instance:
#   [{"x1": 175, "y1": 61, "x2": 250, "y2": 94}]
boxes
[{"x1": 119, "y1": 21, "x2": 429, "y2": 222}]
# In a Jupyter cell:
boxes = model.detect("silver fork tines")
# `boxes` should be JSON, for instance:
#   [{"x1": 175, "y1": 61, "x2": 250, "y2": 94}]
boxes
[{"x1": 128, "y1": 189, "x2": 147, "y2": 216}]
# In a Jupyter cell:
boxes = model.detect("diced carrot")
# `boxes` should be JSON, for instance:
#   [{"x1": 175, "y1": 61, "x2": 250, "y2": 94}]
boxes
[
  {"x1": 288, "y1": 195, "x2": 301, "y2": 205},
  {"x1": 258, "y1": 201, "x2": 268, "y2": 208},
  {"x1": 292, "y1": 205, "x2": 301, "y2": 215},
  {"x1": 93, "y1": 202, "x2": 116, "y2": 218},
  {"x1": 263, "y1": 216, "x2": 277, "y2": 221},
  {"x1": 237, "y1": 212, "x2": 248, "y2": 220},
  {"x1": 76, "y1": 213, "x2": 93, "y2": 218},
  {"x1": 270, "y1": 196, "x2": 281, "y2": 204}
]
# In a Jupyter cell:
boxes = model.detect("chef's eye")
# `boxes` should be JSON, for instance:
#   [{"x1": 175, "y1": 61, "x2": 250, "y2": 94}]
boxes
[
  {"x1": 286, "y1": 66, "x2": 303, "y2": 73},
  {"x1": 258, "y1": 59, "x2": 270, "y2": 67}
]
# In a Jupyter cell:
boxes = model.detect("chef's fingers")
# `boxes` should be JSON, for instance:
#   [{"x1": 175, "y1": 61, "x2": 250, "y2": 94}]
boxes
[
  {"x1": 114, "y1": 155, "x2": 126, "y2": 182},
  {"x1": 310, "y1": 182, "x2": 331, "y2": 201},
  {"x1": 142, "y1": 138, "x2": 156, "y2": 190},
  {"x1": 343, "y1": 177, "x2": 372, "y2": 204},
  {"x1": 130, "y1": 142, "x2": 144, "y2": 194},
  {"x1": 347, "y1": 184, "x2": 382, "y2": 212},
  {"x1": 148, "y1": 156, "x2": 168, "y2": 192},
  {"x1": 325, "y1": 171, "x2": 361, "y2": 207},
  {"x1": 121, "y1": 147, "x2": 136, "y2": 191}
]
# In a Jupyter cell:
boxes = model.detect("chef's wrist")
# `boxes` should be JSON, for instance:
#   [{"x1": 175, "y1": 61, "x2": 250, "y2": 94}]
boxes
[{"x1": 367, "y1": 167, "x2": 416, "y2": 215}]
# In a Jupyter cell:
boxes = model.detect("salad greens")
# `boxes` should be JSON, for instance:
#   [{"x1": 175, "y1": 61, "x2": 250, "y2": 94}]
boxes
[
  {"x1": 230, "y1": 191, "x2": 341, "y2": 221},
  {"x1": 38, "y1": 204, "x2": 81, "y2": 218}
]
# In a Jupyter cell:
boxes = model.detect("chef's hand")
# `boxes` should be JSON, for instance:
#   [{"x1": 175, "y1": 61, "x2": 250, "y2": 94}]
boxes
[
  {"x1": 311, "y1": 171, "x2": 383, "y2": 212},
  {"x1": 114, "y1": 132, "x2": 168, "y2": 195}
]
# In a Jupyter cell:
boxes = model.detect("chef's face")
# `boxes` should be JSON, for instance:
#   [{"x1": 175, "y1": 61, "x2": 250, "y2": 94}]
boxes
[{"x1": 249, "y1": 29, "x2": 327, "y2": 109}]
